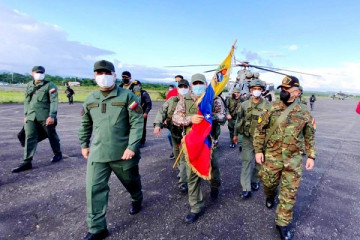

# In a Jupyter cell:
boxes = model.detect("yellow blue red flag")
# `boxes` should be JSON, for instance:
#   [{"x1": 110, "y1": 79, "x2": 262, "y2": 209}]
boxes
[{"x1": 182, "y1": 41, "x2": 236, "y2": 180}]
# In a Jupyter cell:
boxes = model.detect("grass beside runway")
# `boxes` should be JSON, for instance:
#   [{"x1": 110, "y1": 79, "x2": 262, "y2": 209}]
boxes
[{"x1": 0, "y1": 86, "x2": 167, "y2": 103}]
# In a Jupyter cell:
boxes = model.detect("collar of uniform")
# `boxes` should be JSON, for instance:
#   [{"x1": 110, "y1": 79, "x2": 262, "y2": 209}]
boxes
[{"x1": 102, "y1": 85, "x2": 119, "y2": 100}]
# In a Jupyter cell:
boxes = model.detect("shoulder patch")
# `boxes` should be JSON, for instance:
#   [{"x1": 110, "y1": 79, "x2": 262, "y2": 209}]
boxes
[
  {"x1": 49, "y1": 88, "x2": 56, "y2": 94},
  {"x1": 135, "y1": 105, "x2": 143, "y2": 114},
  {"x1": 128, "y1": 101, "x2": 138, "y2": 110}
]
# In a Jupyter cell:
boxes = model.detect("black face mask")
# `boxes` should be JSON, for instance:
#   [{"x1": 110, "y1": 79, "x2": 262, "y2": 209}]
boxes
[
  {"x1": 280, "y1": 90, "x2": 290, "y2": 102},
  {"x1": 122, "y1": 79, "x2": 130, "y2": 84}
]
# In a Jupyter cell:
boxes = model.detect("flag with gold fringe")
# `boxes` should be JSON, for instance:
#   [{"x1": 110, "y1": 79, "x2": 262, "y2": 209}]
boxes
[{"x1": 181, "y1": 41, "x2": 236, "y2": 180}]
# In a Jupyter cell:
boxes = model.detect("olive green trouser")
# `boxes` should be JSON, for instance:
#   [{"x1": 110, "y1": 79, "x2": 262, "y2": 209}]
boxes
[
  {"x1": 259, "y1": 153, "x2": 302, "y2": 226},
  {"x1": 228, "y1": 119, "x2": 242, "y2": 146},
  {"x1": 187, "y1": 147, "x2": 221, "y2": 213},
  {"x1": 86, "y1": 161, "x2": 143, "y2": 233},
  {"x1": 23, "y1": 119, "x2": 61, "y2": 162},
  {"x1": 241, "y1": 135, "x2": 260, "y2": 191},
  {"x1": 171, "y1": 135, "x2": 187, "y2": 187}
]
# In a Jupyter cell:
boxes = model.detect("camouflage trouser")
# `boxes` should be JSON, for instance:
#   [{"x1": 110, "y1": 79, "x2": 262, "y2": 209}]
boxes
[
  {"x1": 171, "y1": 135, "x2": 187, "y2": 187},
  {"x1": 240, "y1": 136, "x2": 260, "y2": 191},
  {"x1": 228, "y1": 119, "x2": 243, "y2": 146},
  {"x1": 187, "y1": 147, "x2": 221, "y2": 213},
  {"x1": 259, "y1": 153, "x2": 302, "y2": 226}
]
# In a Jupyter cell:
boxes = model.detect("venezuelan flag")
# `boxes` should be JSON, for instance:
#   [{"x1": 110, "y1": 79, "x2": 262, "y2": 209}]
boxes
[{"x1": 182, "y1": 41, "x2": 236, "y2": 180}]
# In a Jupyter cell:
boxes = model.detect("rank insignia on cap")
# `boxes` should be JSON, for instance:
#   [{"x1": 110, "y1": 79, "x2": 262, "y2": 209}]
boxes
[
  {"x1": 49, "y1": 88, "x2": 56, "y2": 94},
  {"x1": 128, "y1": 101, "x2": 138, "y2": 111},
  {"x1": 258, "y1": 116, "x2": 262, "y2": 123}
]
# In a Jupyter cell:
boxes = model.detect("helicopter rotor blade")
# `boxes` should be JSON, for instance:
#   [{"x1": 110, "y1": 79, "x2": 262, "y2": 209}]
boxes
[
  {"x1": 164, "y1": 64, "x2": 218, "y2": 68},
  {"x1": 254, "y1": 65, "x2": 321, "y2": 77}
]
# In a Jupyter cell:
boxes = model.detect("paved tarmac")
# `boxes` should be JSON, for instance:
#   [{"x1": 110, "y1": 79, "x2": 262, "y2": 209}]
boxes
[{"x1": 0, "y1": 99, "x2": 359, "y2": 240}]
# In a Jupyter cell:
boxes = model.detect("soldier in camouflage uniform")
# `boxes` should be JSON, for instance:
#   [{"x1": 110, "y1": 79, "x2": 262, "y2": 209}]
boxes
[
  {"x1": 254, "y1": 76, "x2": 316, "y2": 240},
  {"x1": 153, "y1": 79, "x2": 190, "y2": 193},
  {"x1": 78, "y1": 60, "x2": 144, "y2": 240},
  {"x1": 234, "y1": 79, "x2": 270, "y2": 199},
  {"x1": 172, "y1": 73, "x2": 225, "y2": 224},
  {"x1": 12, "y1": 65, "x2": 62, "y2": 173},
  {"x1": 225, "y1": 87, "x2": 243, "y2": 149}
]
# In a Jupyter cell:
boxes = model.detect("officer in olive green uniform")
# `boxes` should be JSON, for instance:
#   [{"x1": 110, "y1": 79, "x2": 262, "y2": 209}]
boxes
[
  {"x1": 225, "y1": 87, "x2": 243, "y2": 149},
  {"x1": 254, "y1": 76, "x2": 316, "y2": 240},
  {"x1": 172, "y1": 73, "x2": 224, "y2": 224},
  {"x1": 78, "y1": 60, "x2": 144, "y2": 240},
  {"x1": 12, "y1": 66, "x2": 62, "y2": 173},
  {"x1": 153, "y1": 79, "x2": 190, "y2": 193},
  {"x1": 234, "y1": 79, "x2": 270, "y2": 199}
]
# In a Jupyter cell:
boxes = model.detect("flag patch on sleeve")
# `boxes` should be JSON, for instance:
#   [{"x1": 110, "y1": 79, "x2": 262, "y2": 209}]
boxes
[
  {"x1": 128, "y1": 101, "x2": 138, "y2": 110},
  {"x1": 49, "y1": 88, "x2": 56, "y2": 94}
]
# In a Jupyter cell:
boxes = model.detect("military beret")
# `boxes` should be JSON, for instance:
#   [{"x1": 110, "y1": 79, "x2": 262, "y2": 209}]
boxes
[
  {"x1": 122, "y1": 71, "x2": 131, "y2": 77},
  {"x1": 32, "y1": 66, "x2": 45, "y2": 73},
  {"x1": 94, "y1": 60, "x2": 115, "y2": 72},
  {"x1": 178, "y1": 79, "x2": 190, "y2": 87},
  {"x1": 277, "y1": 75, "x2": 300, "y2": 89},
  {"x1": 191, "y1": 73, "x2": 207, "y2": 84}
]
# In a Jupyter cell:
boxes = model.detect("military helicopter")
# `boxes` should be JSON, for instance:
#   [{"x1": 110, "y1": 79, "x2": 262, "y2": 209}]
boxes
[
  {"x1": 166, "y1": 59, "x2": 320, "y2": 102},
  {"x1": 330, "y1": 91, "x2": 352, "y2": 100}
]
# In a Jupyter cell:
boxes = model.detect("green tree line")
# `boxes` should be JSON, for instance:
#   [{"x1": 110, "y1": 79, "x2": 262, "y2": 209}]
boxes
[{"x1": 0, "y1": 72, "x2": 171, "y2": 90}]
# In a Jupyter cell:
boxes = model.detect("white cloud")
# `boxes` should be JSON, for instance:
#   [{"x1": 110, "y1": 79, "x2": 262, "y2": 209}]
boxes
[
  {"x1": 283, "y1": 44, "x2": 298, "y2": 51},
  {"x1": 253, "y1": 62, "x2": 360, "y2": 93}
]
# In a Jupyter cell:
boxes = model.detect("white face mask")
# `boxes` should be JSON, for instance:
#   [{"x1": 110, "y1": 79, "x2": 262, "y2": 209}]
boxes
[
  {"x1": 95, "y1": 74, "x2": 115, "y2": 88},
  {"x1": 252, "y1": 89, "x2": 262, "y2": 98},
  {"x1": 34, "y1": 73, "x2": 45, "y2": 81},
  {"x1": 178, "y1": 88, "x2": 189, "y2": 96}
]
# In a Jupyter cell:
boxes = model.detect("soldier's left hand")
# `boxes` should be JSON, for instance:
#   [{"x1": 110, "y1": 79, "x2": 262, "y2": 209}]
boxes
[
  {"x1": 122, "y1": 149, "x2": 135, "y2": 160},
  {"x1": 143, "y1": 113, "x2": 148, "y2": 118},
  {"x1": 46, "y1": 117, "x2": 54, "y2": 126},
  {"x1": 305, "y1": 158, "x2": 315, "y2": 170}
]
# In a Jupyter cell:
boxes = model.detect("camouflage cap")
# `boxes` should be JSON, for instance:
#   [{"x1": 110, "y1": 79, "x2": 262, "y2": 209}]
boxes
[
  {"x1": 191, "y1": 73, "x2": 207, "y2": 84},
  {"x1": 249, "y1": 79, "x2": 266, "y2": 89},
  {"x1": 232, "y1": 87, "x2": 241, "y2": 93},
  {"x1": 32, "y1": 66, "x2": 45, "y2": 73},
  {"x1": 94, "y1": 60, "x2": 115, "y2": 72},
  {"x1": 277, "y1": 75, "x2": 300, "y2": 89},
  {"x1": 178, "y1": 79, "x2": 190, "y2": 87}
]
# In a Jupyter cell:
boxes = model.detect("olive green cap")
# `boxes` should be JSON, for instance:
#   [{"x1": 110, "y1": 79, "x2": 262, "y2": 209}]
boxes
[
  {"x1": 191, "y1": 73, "x2": 207, "y2": 84},
  {"x1": 94, "y1": 60, "x2": 115, "y2": 72},
  {"x1": 32, "y1": 66, "x2": 45, "y2": 73},
  {"x1": 232, "y1": 87, "x2": 241, "y2": 93},
  {"x1": 299, "y1": 85, "x2": 303, "y2": 92}
]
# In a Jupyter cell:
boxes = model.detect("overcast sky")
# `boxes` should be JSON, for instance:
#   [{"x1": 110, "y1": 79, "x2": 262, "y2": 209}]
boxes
[{"x1": 0, "y1": 1, "x2": 359, "y2": 92}]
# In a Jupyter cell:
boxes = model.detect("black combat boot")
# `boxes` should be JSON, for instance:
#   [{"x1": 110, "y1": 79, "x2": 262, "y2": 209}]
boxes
[
  {"x1": 129, "y1": 201, "x2": 142, "y2": 215},
  {"x1": 179, "y1": 183, "x2": 188, "y2": 193},
  {"x1": 241, "y1": 191, "x2": 251, "y2": 199},
  {"x1": 251, "y1": 182, "x2": 260, "y2": 191},
  {"x1": 12, "y1": 162, "x2": 32, "y2": 173},
  {"x1": 276, "y1": 225, "x2": 292, "y2": 240},
  {"x1": 184, "y1": 211, "x2": 203, "y2": 224},
  {"x1": 83, "y1": 229, "x2": 109, "y2": 240},
  {"x1": 51, "y1": 152, "x2": 63, "y2": 163},
  {"x1": 210, "y1": 188, "x2": 219, "y2": 200},
  {"x1": 266, "y1": 197, "x2": 275, "y2": 209}
]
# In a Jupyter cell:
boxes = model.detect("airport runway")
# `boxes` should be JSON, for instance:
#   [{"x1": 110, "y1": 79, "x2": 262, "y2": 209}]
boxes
[{"x1": 0, "y1": 99, "x2": 359, "y2": 240}]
